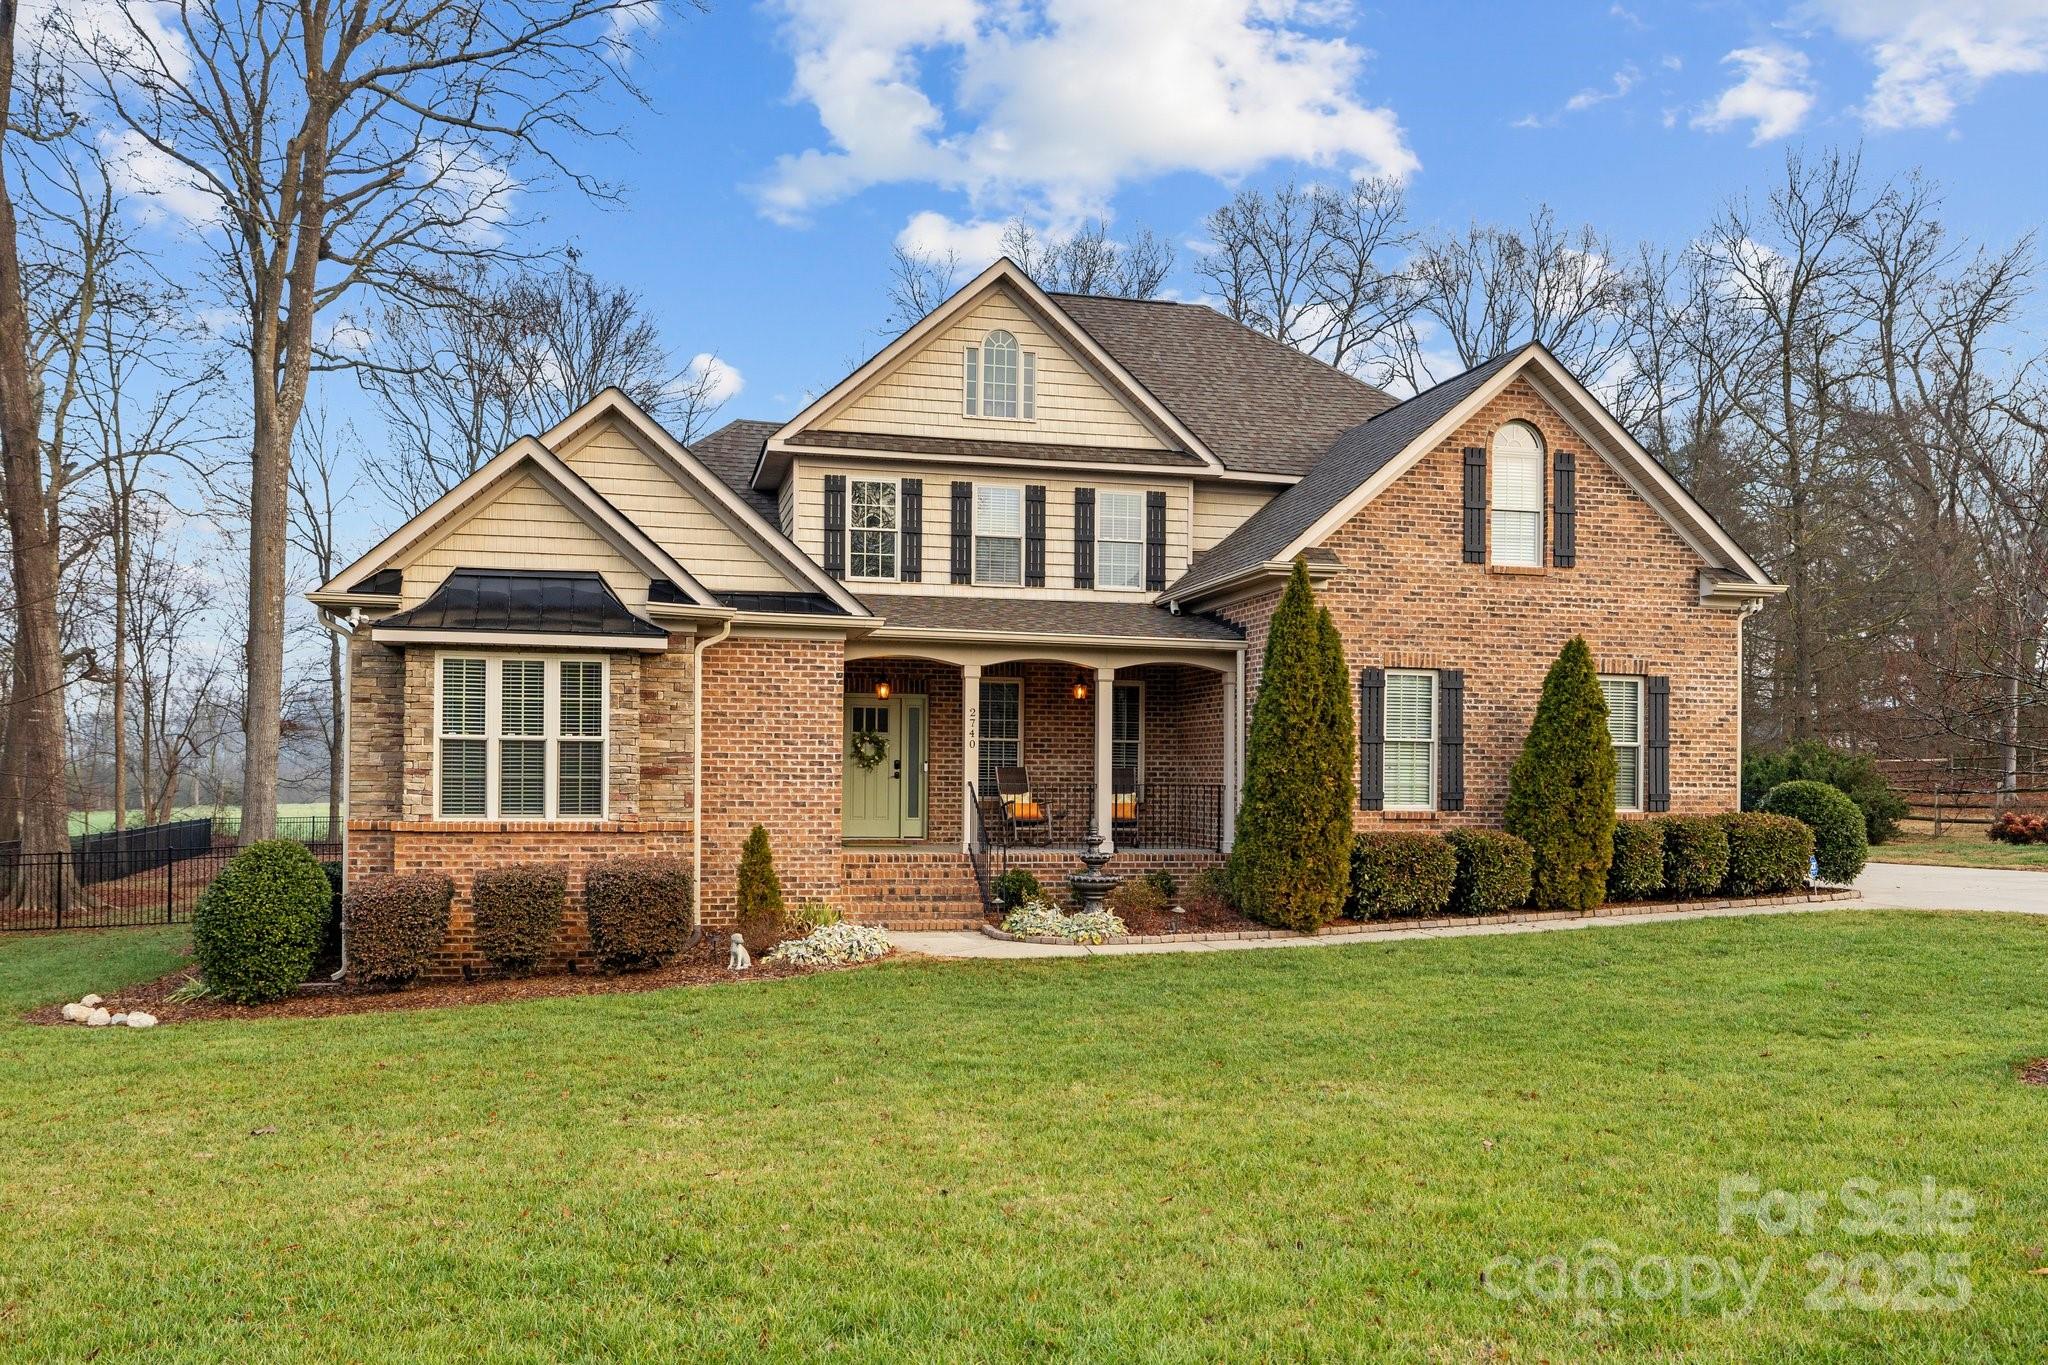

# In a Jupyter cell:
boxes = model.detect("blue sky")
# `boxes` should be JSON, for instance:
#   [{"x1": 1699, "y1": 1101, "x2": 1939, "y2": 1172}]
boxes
[{"x1": 526, "y1": 0, "x2": 2048, "y2": 426}]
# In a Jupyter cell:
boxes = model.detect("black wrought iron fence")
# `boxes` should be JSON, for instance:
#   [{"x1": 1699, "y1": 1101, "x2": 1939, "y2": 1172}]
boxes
[
  {"x1": 973, "y1": 778, "x2": 1224, "y2": 852},
  {"x1": 0, "y1": 837, "x2": 342, "y2": 931}
]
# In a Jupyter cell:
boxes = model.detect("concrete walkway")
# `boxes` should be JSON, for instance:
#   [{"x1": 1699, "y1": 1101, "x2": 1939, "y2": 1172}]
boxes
[{"x1": 891, "y1": 862, "x2": 2044, "y2": 960}]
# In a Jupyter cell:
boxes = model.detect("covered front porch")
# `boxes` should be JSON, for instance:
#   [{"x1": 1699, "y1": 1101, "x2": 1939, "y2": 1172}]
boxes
[{"x1": 840, "y1": 644, "x2": 1243, "y2": 858}]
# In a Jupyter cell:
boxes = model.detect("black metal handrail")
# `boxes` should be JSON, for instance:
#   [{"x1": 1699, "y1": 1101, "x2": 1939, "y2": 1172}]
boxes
[
  {"x1": 964, "y1": 780, "x2": 994, "y2": 912},
  {"x1": 972, "y1": 778, "x2": 1224, "y2": 852}
]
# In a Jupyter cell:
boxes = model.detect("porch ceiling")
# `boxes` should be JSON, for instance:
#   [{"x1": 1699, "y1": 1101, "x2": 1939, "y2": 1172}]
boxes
[{"x1": 857, "y1": 593, "x2": 1244, "y2": 646}]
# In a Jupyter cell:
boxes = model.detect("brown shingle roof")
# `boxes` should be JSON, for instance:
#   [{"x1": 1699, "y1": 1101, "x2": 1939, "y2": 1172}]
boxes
[
  {"x1": 1050, "y1": 294, "x2": 1397, "y2": 476},
  {"x1": 690, "y1": 418, "x2": 782, "y2": 519},
  {"x1": 859, "y1": 592, "x2": 1243, "y2": 645}
]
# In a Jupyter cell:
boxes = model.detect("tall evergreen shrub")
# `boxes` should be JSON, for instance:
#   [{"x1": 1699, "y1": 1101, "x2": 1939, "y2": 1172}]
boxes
[
  {"x1": 1504, "y1": 636, "x2": 1616, "y2": 910},
  {"x1": 1228, "y1": 560, "x2": 1357, "y2": 930},
  {"x1": 735, "y1": 824, "x2": 788, "y2": 951}
]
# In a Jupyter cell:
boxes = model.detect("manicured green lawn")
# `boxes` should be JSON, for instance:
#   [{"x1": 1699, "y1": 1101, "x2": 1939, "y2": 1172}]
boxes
[
  {"x1": 1, "y1": 912, "x2": 2043, "y2": 1361},
  {"x1": 1869, "y1": 823, "x2": 2048, "y2": 871}
]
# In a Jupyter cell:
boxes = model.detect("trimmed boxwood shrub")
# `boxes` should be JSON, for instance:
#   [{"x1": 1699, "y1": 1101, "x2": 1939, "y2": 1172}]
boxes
[
  {"x1": 472, "y1": 863, "x2": 567, "y2": 975},
  {"x1": 585, "y1": 855, "x2": 693, "y2": 971},
  {"x1": 1348, "y1": 833, "x2": 1456, "y2": 920},
  {"x1": 1759, "y1": 779, "x2": 1868, "y2": 883},
  {"x1": 1444, "y1": 829, "x2": 1534, "y2": 916},
  {"x1": 1657, "y1": 816, "x2": 1730, "y2": 899},
  {"x1": 1182, "y1": 867, "x2": 1234, "y2": 916},
  {"x1": 1720, "y1": 812, "x2": 1813, "y2": 896},
  {"x1": 1608, "y1": 820, "x2": 1666, "y2": 901},
  {"x1": 991, "y1": 868, "x2": 1043, "y2": 910},
  {"x1": 344, "y1": 872, "x2": 454, "y2": 988},
  {"x1": 1742, "y1": 740, "x2": 1907, "y2": 845},
  {"x1": 1503, "y1": 637, "x2": 1616, "y2": 910},
  {"x1": 192, "y1": 839, "x2": 331, "y2": 1004}
]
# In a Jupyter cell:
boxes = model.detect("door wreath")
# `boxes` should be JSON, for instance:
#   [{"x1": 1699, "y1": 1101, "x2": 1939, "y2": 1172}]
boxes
[{"x1": 849, "y1": 728, "x2": 888, "y2": 771}]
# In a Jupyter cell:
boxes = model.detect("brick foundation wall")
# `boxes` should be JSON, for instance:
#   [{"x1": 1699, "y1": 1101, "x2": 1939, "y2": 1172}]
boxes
[
  {"x1": 698, "y1": 635, "x2": 845, "y2": 926},
  {"x1": 1219, "y1": 376, "x2": 1745, "y2": 831},
  {"x1": 990, "y1": 848, "x2": 1226, "y2": 906}
]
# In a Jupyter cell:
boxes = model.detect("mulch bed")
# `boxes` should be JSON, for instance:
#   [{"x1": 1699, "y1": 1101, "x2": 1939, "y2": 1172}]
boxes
[
  {"x1": 25, "y1": 935, "x2": 885, "y2": 1027},
  {"x1": 2019, "y1": 1058, "x2": 2048, "y2": 1087}
]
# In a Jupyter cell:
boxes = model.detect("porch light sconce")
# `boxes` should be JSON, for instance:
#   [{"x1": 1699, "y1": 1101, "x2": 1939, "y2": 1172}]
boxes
[
  {"x1": 874, "y1": 680, "x2": 892, "y2": 700},
  {"x1": 1071, "y1": 675, "x2": 1089, "y2": 702}
]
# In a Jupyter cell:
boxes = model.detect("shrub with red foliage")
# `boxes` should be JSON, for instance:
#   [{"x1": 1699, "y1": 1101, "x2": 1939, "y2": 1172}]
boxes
[{"x1": 1989, "y1": 811, "x2": 2048, "y2": 846}]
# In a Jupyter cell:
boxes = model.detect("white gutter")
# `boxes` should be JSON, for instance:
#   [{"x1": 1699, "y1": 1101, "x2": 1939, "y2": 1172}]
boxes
[
  {"x1": 690, "y1": 616, "x2": 735, "y2": 944},
  {"x1": 316, "y1": 609, "x2": 357, "y2": 981}
]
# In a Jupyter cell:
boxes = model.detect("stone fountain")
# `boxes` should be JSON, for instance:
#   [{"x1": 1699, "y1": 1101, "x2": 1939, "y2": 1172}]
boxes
[{"x1": 1069, "y1": 825, "x2": 1117, "y2": 915}]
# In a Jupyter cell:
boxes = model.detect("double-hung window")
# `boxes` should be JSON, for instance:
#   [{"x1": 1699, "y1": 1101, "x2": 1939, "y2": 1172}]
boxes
[
  {"x1": 849, "y1": 478, "x2": 899, "y2": 580},
  {"x1": 1602, "y1": 676, "x2": 1643, "y2": 811},
  {"x1": 1112, "y1": 683, "x2": 1142, "y2": 775},
  {"x1": 974, "y1": 485, "x2": 1024, "y2": 585},
  {"x1": 437, "y1": 655, "x2": 608, "y2": 819},
  {"x1": 1382, "y1": 670, "x2": 1437, "y2": 810},
  {"x1": 1490, "y1": 422, "x2": 1544, "y2": 567},
  {"x1": 978, "y1": 679, "x2": 1021, "y2": 790},
  {"x1": 1097, "y1": 490, "x2": 1144, "y2": 590}
]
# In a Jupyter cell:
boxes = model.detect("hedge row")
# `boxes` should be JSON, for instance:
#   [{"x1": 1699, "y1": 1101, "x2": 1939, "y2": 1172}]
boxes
[{"x1": 1347, "y1": 812, "x2": 1815, "y2": 921}]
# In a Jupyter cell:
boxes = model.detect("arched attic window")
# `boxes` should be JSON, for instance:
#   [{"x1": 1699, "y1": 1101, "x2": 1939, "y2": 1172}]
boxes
[
  {"x1": 1489, "y1": 421, "x2": 1544, "y2": 566},
  {"x1": 963, "y1": 329, "x2": 1035, "y2": 419}
]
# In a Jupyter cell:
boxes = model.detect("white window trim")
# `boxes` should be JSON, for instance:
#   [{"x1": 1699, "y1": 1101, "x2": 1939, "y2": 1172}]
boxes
[
  {"x1": 1112, "y1": 680, "x2": 1144, "y2": 780},
  {"x1": 845, "y1": 475, "x2": 902, "y2": 583},
  {"x1": 433, "y1": 653, "x2": 609, "y2": 821},
  {"x1": 1602, "y1": 674, "x2": 1644, "y2": 812},
  {"x1": 971, "y1": 481, "x2": 1027, "y2": 587},
  {"x1": 1096, "y1": 488, "x2": 1146, "y2": 593},
  {"x1": 1383, "y1": 669, "x2": 1438, "y2": 813},
  {"x1": 965, "y1": 331, "x2": 1037, "y2": 422},
  {"x1": 1489, "y1": 421, "x2": 1546, "y2": 568},
  {"x1": 978, "y1": 677, "x2": 1022, "y2": 789}
]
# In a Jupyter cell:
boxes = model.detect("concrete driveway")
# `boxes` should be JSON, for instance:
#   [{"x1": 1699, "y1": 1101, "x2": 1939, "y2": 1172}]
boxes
[{"x1": 1854, "y1": 861, "x2": 2048, "y2": 914}]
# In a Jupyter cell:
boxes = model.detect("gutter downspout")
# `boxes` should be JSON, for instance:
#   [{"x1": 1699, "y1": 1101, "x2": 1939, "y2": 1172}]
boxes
[
  {"x1": 688, "y1": 617, "x2": 735, "y2": 948},
  {"x1": 316, "y1": 609, "x2": 358, "y2": 980}
]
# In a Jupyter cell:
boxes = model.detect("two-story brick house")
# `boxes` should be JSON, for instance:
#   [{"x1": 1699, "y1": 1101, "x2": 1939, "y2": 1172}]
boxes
[{"x1": 312, "y1": 258, "x2": 1778, "y2": 967}]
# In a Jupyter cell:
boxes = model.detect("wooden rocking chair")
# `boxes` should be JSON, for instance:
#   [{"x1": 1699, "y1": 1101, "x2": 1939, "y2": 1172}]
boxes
[
  {"x1": 993, "y1": 766, "x2": 1051, "y2": 846},
  {"x1": 1112, "y1": 766, "x2": 1141, "y2": 843}
]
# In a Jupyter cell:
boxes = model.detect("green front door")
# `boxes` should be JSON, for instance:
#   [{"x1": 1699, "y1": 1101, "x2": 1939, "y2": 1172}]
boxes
[{"x1": 843, "y1": 695, "x2": 927, "y2": 840}]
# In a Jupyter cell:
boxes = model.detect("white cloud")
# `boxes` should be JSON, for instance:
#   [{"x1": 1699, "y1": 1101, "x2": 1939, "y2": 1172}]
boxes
[
  {"x1": 756, "y1": 0, "x2": 1416, "y2": 225},
  {"x1": 896, "y1": 210, "x2": 1011, "y2": 267},
  {"x1": 602, "y1": 0, "x2": 662, "y2": 60},
  {"x1": 99, "y1": 127, "x2": 219, "y2": 228},
  {"x1": 1516, "y1": 64, "x2": 1639, "y2": 128},
  {"x1": 1801, "y1": 0, "x2": 2048, "y2": 129},
  {"x1": 32, "y1": 0, "x2": 192, "y2": 84},
  {"x1": 1692, "y1": 45, "x2": 1817, "y2": 143},
  {"x1": 682, "y1": 353, "x2": 744, "y2": 405},
  {"x1": 411, "y1": 141, "x2": 519, "y2": 246}
]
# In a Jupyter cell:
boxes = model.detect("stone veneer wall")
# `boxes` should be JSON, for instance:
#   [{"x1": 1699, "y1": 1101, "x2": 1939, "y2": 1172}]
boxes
[{"x1": 1217, "y1": 376, "x2": 1744, "y2": 831}]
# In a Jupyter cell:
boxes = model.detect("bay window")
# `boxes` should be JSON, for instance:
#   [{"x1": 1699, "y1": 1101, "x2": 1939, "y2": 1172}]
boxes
[{"x1": 437, "y1": 655, "x2": 608, "y2": 819}]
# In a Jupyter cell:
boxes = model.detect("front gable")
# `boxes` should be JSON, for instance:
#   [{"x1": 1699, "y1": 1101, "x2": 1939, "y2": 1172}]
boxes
[{"x1": 393, "y1": 471, "x2": 652, "y2": 610}]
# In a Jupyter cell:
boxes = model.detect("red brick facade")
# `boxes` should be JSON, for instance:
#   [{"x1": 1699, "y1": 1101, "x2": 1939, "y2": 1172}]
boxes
[{"x1": 1219, "y1": 377, "x2": 1743, "y2": 830}]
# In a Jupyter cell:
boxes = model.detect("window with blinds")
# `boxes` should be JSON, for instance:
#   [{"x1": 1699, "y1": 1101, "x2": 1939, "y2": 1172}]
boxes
[
  {"x1": 1112, "y1": 683, "x2": 1142, "y2": 774},
  {"x1": 978, "y1": 679, "x2": 1020, "y2": 790},
  {"x1": 974, "y1": 485, "x2": 1024, "y2": 585},
  {"x1": 1601, "y1": 675, "x2": 1643, "y2": 811},
  {"x1": 1490, "y1": 422, "x2": 1544, "y2": 567},
  {"x1": 436, "y1": 655, "x2": 608, "y2": 819},
  {"x1": 1383, "y1": 670, "x2": 1436, "y2": 810},
  {"x1": 1097, "y1": 490, "x2": 1144, "y2": 590}
]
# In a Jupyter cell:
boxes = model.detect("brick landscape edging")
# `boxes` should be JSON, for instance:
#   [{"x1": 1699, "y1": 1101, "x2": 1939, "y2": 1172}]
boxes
[{"x1": 981, "y1": 888, "x2": 1863, "y2": 945}]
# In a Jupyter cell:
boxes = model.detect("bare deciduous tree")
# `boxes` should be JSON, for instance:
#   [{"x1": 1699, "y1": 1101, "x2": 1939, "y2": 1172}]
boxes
[{"x1": 1001, "y1": 218, "x2": 1175, "y2": 299}]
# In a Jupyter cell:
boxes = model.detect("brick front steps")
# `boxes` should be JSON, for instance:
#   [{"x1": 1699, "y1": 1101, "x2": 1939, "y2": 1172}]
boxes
[
  {"x1": 842, "y1": 849, "x2": 987, "y2": 930},
  {"x1": 982, "y1": 888, "x2": 1863, "y2": 945}
]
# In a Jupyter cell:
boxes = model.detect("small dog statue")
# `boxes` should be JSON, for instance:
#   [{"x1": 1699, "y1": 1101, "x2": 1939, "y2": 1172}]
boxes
[{"x1": 728, "y1": 932, "x2": 752, "y2": 971}]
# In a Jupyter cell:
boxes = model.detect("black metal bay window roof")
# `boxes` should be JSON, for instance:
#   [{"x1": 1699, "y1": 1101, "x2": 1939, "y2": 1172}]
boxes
[{"x1": 374, "y1": 569, "x2": 667, "y2": 644}]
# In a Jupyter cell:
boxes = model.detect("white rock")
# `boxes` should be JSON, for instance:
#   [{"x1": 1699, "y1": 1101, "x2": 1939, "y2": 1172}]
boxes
[
  {"x1": 85, "y1": 1008, "x2": 111, "y2": 1027},
  {"x1": 79, "y1": 994, "x2": 102, "y2": 1008},
  {"x1": 124, "y1": 1012, "x2": 158, "y2": 1029},
  {"x1": 60, "y1": 1003, "x2": 89, "y2": 1022},
  {"x1": 110, "y1": 1014, "x2": 127, "y2": 1025}
]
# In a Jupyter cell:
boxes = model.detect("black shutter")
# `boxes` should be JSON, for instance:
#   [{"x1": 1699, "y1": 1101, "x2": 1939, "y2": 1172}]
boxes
[
  {"x1": 1359, "y1": 667, "x2": 1385, "y2": 810},
  {"x1": 1073, "y1": 488, "x2": 1095, "y2": 588},
  {"x1": 1024, "y1": 484, "x2": 1046, "y2": 587},
  {"x1": 1645, "y1": 675, "x2": 1671, "y2": 813},
  {"x1": 1438, "y1": 669, "x2": 1465, "y2": 812},
  {"x1": 823, "y1": 474, "x2": 846, "y2": 579},
  {"x1": 1144, "y1": 490, "x2": 1167, "y2": 591},
  {"x1": 900, "y1": 478, "x2": 923, "y2": 582},
  {"x1": 950, "y1": 481, "x2": 972, "y2": 584},
  {"x1": 1462, "y1": 447, "x2": 1486, "y2": 563},
  {"x1": 1553, "y1": 450, "x2": 1577, "y2": 568}
]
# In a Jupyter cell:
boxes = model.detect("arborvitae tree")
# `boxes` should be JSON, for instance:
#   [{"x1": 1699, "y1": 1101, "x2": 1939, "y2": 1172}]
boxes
[
  {"x1": 735, "y1": 824, "x2": 786, "y2": 949},
  {"x1": 1504, "y1": 636, "x2": 1616, "y2": 909},
  {"x1": 1229, "y1": 559, "x2": 1357, "y2": 929}
]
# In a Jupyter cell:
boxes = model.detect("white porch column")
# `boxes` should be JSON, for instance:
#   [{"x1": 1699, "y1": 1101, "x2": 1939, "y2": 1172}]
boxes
[
  {"x1": 1094, "y1": 666, "x2": 1116, "y2": 851},
  {"x1": 961, "y1": 663, "x2": 982, "y2": 853},
  {"x1": 1221, "y1": 667, "x2": 1240, "y2": 852}
]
